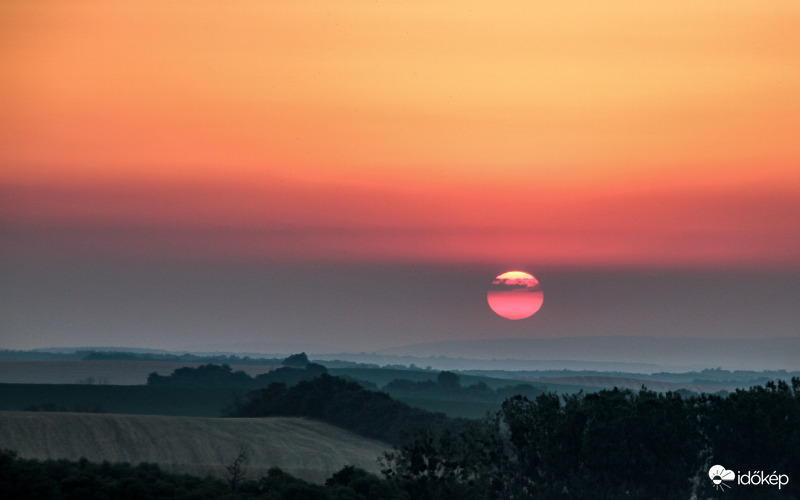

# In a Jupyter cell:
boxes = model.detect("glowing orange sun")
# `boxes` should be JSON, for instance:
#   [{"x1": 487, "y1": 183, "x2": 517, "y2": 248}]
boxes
[{"x1": 487, "y1": 271, "x2": 544, "y2": 320}]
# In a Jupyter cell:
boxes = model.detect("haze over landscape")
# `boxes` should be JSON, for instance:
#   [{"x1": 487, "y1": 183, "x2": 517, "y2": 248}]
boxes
[
  {"x1": 2, "y1": 1, "x2": 799, "y2": 367},
  {"x1": 2, "y1": 4, "x2": 800, "y2": 497}
]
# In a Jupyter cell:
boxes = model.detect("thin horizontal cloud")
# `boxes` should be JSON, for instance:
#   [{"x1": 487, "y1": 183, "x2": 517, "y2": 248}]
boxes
[
  {"x1": 4, "y1": 215, "x2": 797, "y2": 268},
  {"x1": 3, "y1": 178, "x2": 798, "y2": 267}
]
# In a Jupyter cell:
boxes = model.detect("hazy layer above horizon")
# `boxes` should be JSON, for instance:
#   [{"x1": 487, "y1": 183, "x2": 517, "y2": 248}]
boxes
[{"x1": 2, "y1": 258, "x2": 798, "y2": 370}]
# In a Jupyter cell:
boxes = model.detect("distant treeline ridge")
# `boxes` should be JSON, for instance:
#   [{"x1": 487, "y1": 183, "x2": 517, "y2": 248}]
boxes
[{"x1": 147, "y1": 362, "x2": 547, "y2": 404}]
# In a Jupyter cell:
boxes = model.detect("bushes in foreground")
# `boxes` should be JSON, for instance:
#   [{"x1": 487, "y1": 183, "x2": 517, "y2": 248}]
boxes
[
  {"x1": 0, "y1": 451, "x2": 392, "y2": 500},
  {"x1": 230, "y1": 375, "x2": 799, "y2": 499},
  {"x1": 382, "y1": 378, "x2": 800, "y2": 499}
]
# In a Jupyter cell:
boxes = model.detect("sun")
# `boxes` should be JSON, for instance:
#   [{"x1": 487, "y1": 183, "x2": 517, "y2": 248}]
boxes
[{"x1": 486, "y1": 271, "x2": 544, "y2": 320}]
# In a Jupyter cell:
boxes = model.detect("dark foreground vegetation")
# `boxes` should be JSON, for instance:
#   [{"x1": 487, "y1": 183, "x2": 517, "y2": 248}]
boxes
[
  {"x1": 224, "y1": 375, "x2": 799, "y2": 499},
  {"x1": 0, "y1": 451, "x2": 394, "y2": 500},
  {"x1": 3, "y1": 377, "x2": 798, "y2": 498}
]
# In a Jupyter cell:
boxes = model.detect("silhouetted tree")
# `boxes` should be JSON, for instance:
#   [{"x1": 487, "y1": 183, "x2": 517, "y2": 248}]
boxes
[
  {"x1": 282, "y1": 352, "x2": 310, "y2": 367},
  {"x1": 224, "y1": 444, "x2": 250, "y2": 492},
  {"x1": 436, "y1": 371, "x2": 461, "y2": 391},
  {"x1": 147, "y1": 363, "x2": 254, "y2": 387}
]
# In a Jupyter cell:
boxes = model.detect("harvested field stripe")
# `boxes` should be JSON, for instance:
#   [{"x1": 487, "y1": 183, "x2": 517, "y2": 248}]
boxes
[{"x1": 0, "y1": 412, "x2": 390, "y2": 484}]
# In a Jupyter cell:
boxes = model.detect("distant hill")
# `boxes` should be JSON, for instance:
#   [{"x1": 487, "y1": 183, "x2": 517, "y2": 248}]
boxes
[
  {"x1": 520, "y1": 375, "x2": 733, "y2": 394},
  {"x1": 0, "y1": 412, "x2": 388, "y2": 484},
  {"x1": 377, "y1": 336, "x2": 800, "y2": 371}
]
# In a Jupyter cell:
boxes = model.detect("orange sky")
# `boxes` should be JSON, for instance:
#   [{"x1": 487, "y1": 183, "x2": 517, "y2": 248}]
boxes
[{"x1": 2, "y1": 1, "x2": 799, "y2": 267}]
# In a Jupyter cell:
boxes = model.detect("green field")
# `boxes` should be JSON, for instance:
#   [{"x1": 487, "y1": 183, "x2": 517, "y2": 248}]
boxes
[{"x1": 0, "y1": 384, "x2": 240, "y2": 417}]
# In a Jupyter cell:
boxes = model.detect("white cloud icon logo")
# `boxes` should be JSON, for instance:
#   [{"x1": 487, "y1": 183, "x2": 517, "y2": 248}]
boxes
[{"x1": 709, "y1": 465, "x2": 735, "y2": 491}]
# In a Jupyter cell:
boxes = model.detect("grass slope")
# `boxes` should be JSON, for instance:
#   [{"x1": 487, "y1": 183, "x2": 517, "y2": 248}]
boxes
[
  {"x1": 0, "y1": 412, "x2": 389, "y2": 484},
  {"x1": 0, "y1": 384, "x2": 239, "y2": 416}
]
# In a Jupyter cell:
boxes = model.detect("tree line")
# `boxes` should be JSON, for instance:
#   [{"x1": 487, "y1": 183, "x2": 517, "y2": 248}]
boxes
[
  {"x1": 146, "y1": 354, "x2": 328, "y2": 389},
  {"x1": 147, "y1": 361, "x2": 544, "y2": 404},
  {"x1": 228, "y1": 375, "x2": 799, "y2": 499},
  {"x1": 384, "y1": 370, "x2": 545, "y2": 403},
  {"x1": 382, "y1": 379, "x2": 800, "y2": 499}
]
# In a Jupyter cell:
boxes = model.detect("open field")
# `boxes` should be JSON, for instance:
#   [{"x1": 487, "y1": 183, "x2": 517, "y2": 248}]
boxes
[
  {"x1": 0, "y1": 360, "x2": 277, "y2": 385},
  {"x1": 0, "y1": 412, "x2": 389, "y2": 484},
  {"x1": 0, "y1": 384, "x2": 241, "y2": 416}
]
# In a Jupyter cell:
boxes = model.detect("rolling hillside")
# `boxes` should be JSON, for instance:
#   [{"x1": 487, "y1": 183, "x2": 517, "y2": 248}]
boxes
[{"x1": 0, "y1": 412, "x2": 389, "y2": 483}]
